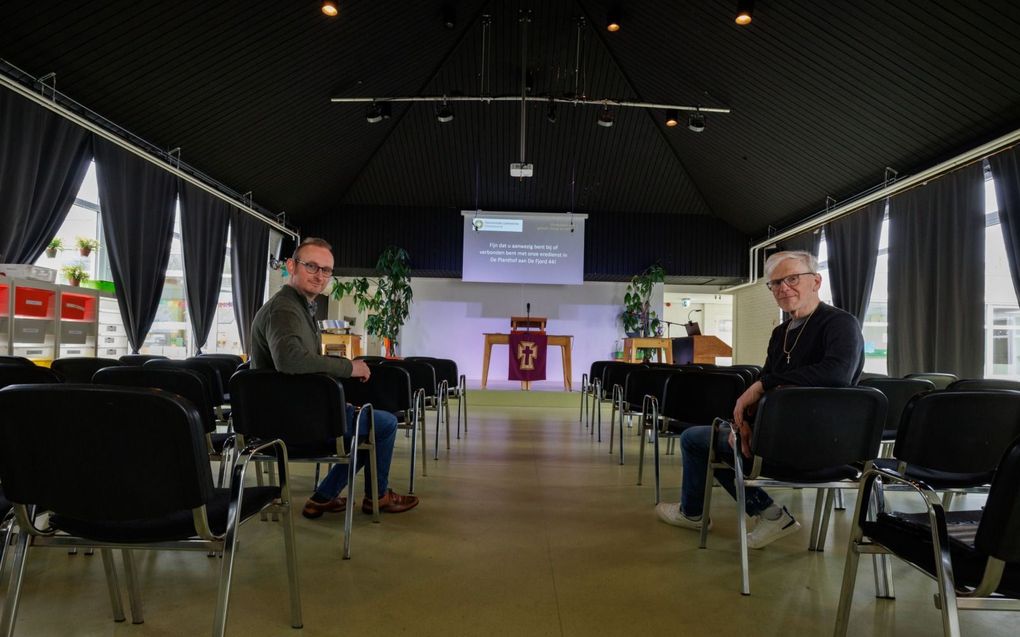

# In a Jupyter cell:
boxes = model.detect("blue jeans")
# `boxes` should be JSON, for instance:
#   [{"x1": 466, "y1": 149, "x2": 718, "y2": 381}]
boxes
[
  {"x1": 680, "y1": 424, "x2": 774, "y2": 518},
  {"x1": 313, "y1": 406, "x2": 398, "y2": 499}
]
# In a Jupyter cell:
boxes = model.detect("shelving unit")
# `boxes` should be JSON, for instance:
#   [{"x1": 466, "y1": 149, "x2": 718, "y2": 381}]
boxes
[{"x1": 0, "y1": 277, "x2": 126, "y2": 362}]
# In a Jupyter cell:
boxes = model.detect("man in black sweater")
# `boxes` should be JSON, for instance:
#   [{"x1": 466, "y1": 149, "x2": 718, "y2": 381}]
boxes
[{"x1": 656, "y1": 250, "x2": 864, "y2": 549}]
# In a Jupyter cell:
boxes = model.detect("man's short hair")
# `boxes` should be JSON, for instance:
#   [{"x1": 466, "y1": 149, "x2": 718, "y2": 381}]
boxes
[
  {"x1": 292, "y1": 237, "x2": 333, "y2": 262},
  {"x1": 764, "y1": 250, "x2": 818, "y2": 279}
]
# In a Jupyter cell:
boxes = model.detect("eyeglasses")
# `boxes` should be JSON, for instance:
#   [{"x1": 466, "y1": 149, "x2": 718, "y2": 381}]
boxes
[
  {"x1": 294, "y1": 258, "x2": 334, "y2": 277},
  {"x1": 765, "y1": 272, "x2": 816, "y2": 291}
]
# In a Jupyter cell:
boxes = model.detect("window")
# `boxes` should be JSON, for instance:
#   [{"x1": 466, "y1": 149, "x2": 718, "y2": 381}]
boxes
[
  {"x1": 140, "y1": 207, "x2": 188, "y2": 357},
  {"x1": 36, "y1": 162, "x2": 104, "y2": 285},
  {"x1": 984, "y1": 174, "x2": 1020, "y2": 378}
]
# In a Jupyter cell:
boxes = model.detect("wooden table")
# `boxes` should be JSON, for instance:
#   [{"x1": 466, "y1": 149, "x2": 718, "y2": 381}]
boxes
[
  {"x1": 623, "y1": 337, "x2": 674, "y2": 364},
  {"x1": 481, "y1": 333, "x2": 573, "y2": 391}
]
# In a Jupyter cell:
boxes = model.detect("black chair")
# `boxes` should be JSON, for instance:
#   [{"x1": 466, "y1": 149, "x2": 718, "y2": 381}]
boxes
[
  {"x1": 643, "y1": 371, "x2": 746, "y2": 503},
  {"x1": 857, "y1": 371, "x2": 889, "y2": 382},
  {"x1": 602, "y1": 361, "x2": 645, "y2": 444},
  {"x1": 341, "y1": 363, "x2": 423, "y2": 493},
  {"x1": 355, "y1": 355, "x2": 387, "y2": 363},
  {"x1": 859, "y1": 377, "x2": 936, "y2": 456},
  {"x1": 579, "y1": 360, "x2": 614, "y2": 430},
  {"x1": 94, "y1": 366, "x2": 233, "y2": 485},
  {"x1": 612, "y1": 367, "x2": 676, "y2": 465},
  {"x1": 145, "y1": 358, "x2": 226, "y2": 420},
  {"x1": 0, "y1": 356, "x2": 34, "y2": 367},
  {"x1": 197, "y1": 353, "x2": 244, "y2": 367},
  {"x1": 0, "y1": 365, "x2": 60, "y2": 389},
  {"x1": 729, "y1": 364, "x2": 763, "y2": 380},
  {"x1": 192, "y1": 355, "x2": 243, "y2": 401},
  {"x1": 0, "y1": 384, "x2": 301, "y2": 634},
  {"x1": 872, "y1": 390, "x2": 1020, "y2": 512},
  {"x1": 947, "y1": 378, "x2": 1020, "y2": 392},
  {"x1": 905, "y1": 372, "x2": 959, "y2": 389},
  {"x1": 50, "y1": 356, "x2": 122, "y2": 383},
  {"x1": 231, "y1": 369, "x2": 377, "y2": 554},
  {"x1": 699, "y1": 386, "x2": 887, "y2": 595},
  {"x1": 406, "y1": 356, "x2": 468, "y2": 438},
  {"x1": 118, "y1": 354, "x2": 168, "y2": 366},
  {"x1": 382, "y1": 359, "x2": 445, "y2": 460},
  {"x1": 835, "y1": 434, "x2": 1020, "y2": 636}
]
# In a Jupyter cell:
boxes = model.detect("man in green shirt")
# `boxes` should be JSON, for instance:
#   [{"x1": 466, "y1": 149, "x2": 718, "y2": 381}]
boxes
[{"x1": 251, "y1": 237, "x2": 418, "y2": 516}]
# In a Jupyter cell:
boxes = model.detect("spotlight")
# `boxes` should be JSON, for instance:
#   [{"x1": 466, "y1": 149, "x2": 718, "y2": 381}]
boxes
[
  {"x1": 606, "y1": 6, "x2": 621, "y2": 32},
  {"x1": 441, "y1": 4, "x2": 456, "y2": 29},
  {"x1": 688, "y1": 112, "x2": 706, "y2": 133},
  {"x1": 546, "y1": 100, "x2": 558, "y2": 123},
  {"x1": 665, "y1": 110, "x2": 679, "y2": 127},
  {"x1": 735, "y1": 0, "x2": 753, "y2": 25},
  {"x1": 365, "y1": 102, "x2": 390, "y2": 124},
  {"x1": 597, "y1": 106, "x2": 614, "y2": 128},
  {"x1": 321, "y1": 1, "x2": 339, "y2": 17},
  {"x1": 436, "y1": 102, "x2": 454, "y2": 123}
]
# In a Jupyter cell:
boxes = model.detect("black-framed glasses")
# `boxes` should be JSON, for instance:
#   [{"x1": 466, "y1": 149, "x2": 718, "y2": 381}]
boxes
[
  {"x1": 294, "y1": 258, "x2": 334, "y2": 277},
  {"x1": 765, "y1": 272, "x2": 816, "y2": 291}
]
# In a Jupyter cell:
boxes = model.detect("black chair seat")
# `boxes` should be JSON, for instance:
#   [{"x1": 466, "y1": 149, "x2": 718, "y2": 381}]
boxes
[
  {"x1": 755, "y1": 462, "x2": 860, "y2": 483},
  {"x1": 50, "y1": 486, "x2": 279, "y2": 544},
  {"x1": 664, "y1": 419, "x2": 703, "y2": 435},
  {"x1": 862, "y1": 511, "x2": 1020, "y2": 598},
  {"x1": 209, "y1": 432, "x2": 232, "y2": 454},
  {"x1": 872, "y1": 457, "x2": 991, "y2": 489}
]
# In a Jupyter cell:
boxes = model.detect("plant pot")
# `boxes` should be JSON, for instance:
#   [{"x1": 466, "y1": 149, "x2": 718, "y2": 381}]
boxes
[
  {"x1": 79, "y1": 248, "x2": 92, "y2": 257},
  {"x1": 69, "y1": 278, "x2": 81, "y2": 287},
  {"x1": 383, "y1": 337, "x2": 399, "y2": 359},
  {"x1": 46, "y1": 248, "x2": 57, "y2": 258}
]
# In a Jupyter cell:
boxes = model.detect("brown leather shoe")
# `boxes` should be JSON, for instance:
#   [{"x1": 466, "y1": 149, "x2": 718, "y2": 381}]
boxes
[
  {"x1": 362, "y1": 489, "x2": 419, "y2": 514},
  {"x1": 302, "y1": 496, "x2": 347, "y2": 519}
]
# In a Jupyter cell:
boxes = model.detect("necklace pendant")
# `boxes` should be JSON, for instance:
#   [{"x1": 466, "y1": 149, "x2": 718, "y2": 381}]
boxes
[{"x1": 786, "y1": 354, "x2": 791, "y2": 364}]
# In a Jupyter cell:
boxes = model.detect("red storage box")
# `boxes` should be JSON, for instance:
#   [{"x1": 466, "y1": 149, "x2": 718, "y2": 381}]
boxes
[
  {"x1": 0, "y1": 283, "x2": 9, "y2": 317},
  {"x1": 60, "y1": 293, "x2": 96, "y2": 321},
  {"x1": 14, "y1": 286, "x2": 55, "y2": 318}
]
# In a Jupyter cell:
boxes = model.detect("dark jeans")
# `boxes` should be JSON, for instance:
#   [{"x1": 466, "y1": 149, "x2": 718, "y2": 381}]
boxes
[
  {"x1": 680, "y1": 424, "x2": 774, "y2": 518},
  {"x1": 313, "y1": 405, "x2": 398, "y2": 498}
]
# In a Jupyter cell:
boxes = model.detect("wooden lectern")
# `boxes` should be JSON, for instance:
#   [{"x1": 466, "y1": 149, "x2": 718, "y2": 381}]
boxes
[
  {"x1": 320, "y1": 333, "x2": 362, "y2": 359},
  {"x1": 671, "y1": 335, "x2": 732, "y2": 365},
  {"x1": 511, "y1": 316, "x2": 546, "y2": 331}
]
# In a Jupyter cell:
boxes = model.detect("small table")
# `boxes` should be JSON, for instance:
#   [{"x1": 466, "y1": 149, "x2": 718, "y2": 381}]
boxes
[
  {"x1": 623, "y1": 337, "x2": 674, "y2": 364},
  {"x1": 481, "y1": 333, "x2": 573, "y2": 391}
]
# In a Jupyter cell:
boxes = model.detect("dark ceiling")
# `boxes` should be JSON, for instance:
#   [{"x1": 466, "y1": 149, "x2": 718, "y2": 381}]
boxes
[{"x1": 2, "y1": 0, "x2": 1019, "y2": 237}]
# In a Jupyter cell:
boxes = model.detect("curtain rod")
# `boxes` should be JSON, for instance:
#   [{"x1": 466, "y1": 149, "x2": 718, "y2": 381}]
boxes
[
  {"x1": 722, "y1": 126, "x2": 1020, "y2": 293},
  {"x1": 0, "y1": 72, "x2": 299, "y2": 240}
]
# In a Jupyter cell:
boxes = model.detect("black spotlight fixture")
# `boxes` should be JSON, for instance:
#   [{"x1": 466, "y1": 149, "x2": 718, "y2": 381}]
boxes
[
  {"x1": 441, "y1": 4, "x2": 456, "y2": 29},
  {"x1": 688, "y1": 112, "x2": 706, "y2": 133},
  {"x1": 735, "y1": 0, "x2": 753, "y2": 25},
  {"x1": 436, "y1": 101, "x2": 455, "y2": 123},
  {"x1": 546, "y1": 99, "x2": 558, "y2": 124},
  {"x1": 606, "y1": 5, "x2": 621, "y2": 32},
  {"x1": 365, "y1": 102, "x2": 390, "y2": 123},
  {"x1": 665, "y1": 110, "x2": 680, "y2": 128},
  {"x1": 597, "y1": 106, "x2": 615, "y2": 128},
  {"x1": 321, "y1": 0, "x2": 339, "y2": 17}
]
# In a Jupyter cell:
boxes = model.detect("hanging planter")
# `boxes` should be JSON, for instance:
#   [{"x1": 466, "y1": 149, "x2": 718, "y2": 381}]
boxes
[
  {"x1": 46, "y1": 237, "x2": 62, "y2": 259},
  {"x1": 76, "y1": 237, "x2": 99, "y2": 257}
]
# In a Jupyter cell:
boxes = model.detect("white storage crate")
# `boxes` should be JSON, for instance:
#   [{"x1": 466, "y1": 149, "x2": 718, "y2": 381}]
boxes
[{"x1": 0, "y1": 265, "x2": 57, "y2": 283}]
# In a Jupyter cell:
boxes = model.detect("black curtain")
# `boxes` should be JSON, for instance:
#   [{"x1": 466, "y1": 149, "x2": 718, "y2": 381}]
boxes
[
  {"x1": 179, "y1": 181, "x2": 230, "y2": 353},
  {"x1": 230, "y1": 210, "x2": 270, "y2": 355},
  {"x1": 888, "y1": 163, "x2": 985, "y2": 378},
  {"x1": 778, "y1": 229, "x2": 822, "y2": 256},
  {"x1": 93, "y1": 138, "x2": 178, "y2": 353},
  {"x1": 988, "y1": 148, "x2": 1020, "y2": 305},
  {"x1": 825, "y1": 200, "x2": 886, "y2": 323},
  {"x1": 0, "y1": 87, "x2": 92, "y2": 263}
]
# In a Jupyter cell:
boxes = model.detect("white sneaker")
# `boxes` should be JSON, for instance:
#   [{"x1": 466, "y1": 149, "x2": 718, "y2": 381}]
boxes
[
  {"x1": 655, "y1": 502, "x2": 712, "y2": 530},
  {"x1": 747, "y1": 506, "x2": 801, "y2": 549}
]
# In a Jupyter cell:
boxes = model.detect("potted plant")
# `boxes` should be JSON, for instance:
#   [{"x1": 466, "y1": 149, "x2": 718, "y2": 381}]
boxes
[
  {"x1": 331, "y1": 246, "x2": 413, "y2": 358},
  {"x1": 621, "y1": 263, "x2": 666, "y2": 361},
  {"x1": 61, "y1": 263, "x2": 90, "y2": 287},
  {"x1": 76, "y1": 237, "x2": 100, "y2": 257},
  {"x1": 45, "y1": 237, "x2": 63, "y2": 258}
]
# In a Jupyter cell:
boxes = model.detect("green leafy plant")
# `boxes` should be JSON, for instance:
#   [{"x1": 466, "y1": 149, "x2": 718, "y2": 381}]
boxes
[
  {"x1": 331, "y1": 246, "x2": 413, "y2": 352},
  {"x1": 46, "y1": 237, "x2": 63, "y2": 257},
  {"x1": 76, "y1": 236, "x2": 100, "y2": 256},
  {"x1": 61, "y1": 262, "x2": 90, "y2": 286},
  {"x1": 621, "y1": 263, "x2": 665, "y2": 337}
]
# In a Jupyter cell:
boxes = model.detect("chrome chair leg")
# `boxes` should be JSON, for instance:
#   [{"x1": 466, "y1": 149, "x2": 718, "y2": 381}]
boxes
[
  {"x1": 279, "y1": 487, "x2": 303, "y2": 629},
  {"x1": 833, "y1": 529, "x2": 863, "y2": 636},
  {"x1": 121, "y1": 549, "x2": 144, "y2": 624},
  {"x1": 834, "y1": 487, "x2": 846, "y2": 511},
  {"x1": 808, "y1": 488, "x2": 827, "y2": 551},
  {"x1": 99, "y1": 547, "x2": 127, "y2": 623},
  {"x1": 1, "y1": 530, "x2": 33, "y2": 635},
  {"x1": 870, "y1": 480, "x2": 895, "y2": 599},
  {"x1": 815, "y1": 488, "x2": 836, "y2": 552},
  {"x1": 732, "y1": 434, "x2": 751, "y2": 596}
]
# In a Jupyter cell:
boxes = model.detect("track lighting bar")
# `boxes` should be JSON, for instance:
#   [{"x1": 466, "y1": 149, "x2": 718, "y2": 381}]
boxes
[{"x1": 330, "y1": 94, "x2": 731, "y2": 115}]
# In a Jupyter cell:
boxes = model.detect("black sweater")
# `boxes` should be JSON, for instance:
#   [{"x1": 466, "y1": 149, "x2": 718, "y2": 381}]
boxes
[{"x1": 759, "y1": 302, "x2": 864, "y2": 391}]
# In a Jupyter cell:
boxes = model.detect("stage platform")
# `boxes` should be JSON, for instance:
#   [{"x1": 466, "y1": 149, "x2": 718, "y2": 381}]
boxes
[{"x1": 462, "y1": 380, "x2": 577, "y2": 408}]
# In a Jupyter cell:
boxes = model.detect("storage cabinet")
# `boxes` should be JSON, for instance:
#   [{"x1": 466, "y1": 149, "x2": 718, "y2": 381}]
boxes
[{"x1": 0, "y1": 277, "x2": 126, "y2": 362}]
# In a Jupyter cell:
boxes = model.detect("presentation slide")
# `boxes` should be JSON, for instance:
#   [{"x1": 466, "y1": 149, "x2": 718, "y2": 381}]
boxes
[{"x1": 461, "y1": 211, "x2": 587, "y2": 285}]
